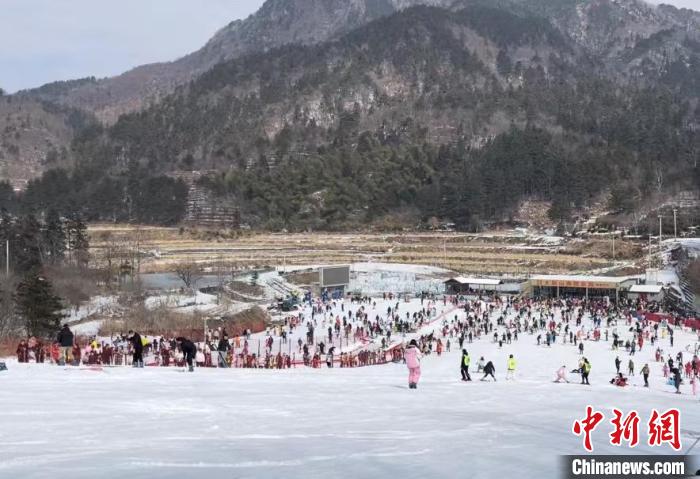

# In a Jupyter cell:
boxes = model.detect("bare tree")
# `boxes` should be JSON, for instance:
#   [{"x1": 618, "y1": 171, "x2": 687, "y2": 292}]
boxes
[
  {"x1": 96, "y1": 232, "x2": 127, "y2": 288},
  {"x1": 175, "y1": 262, "x2": 202, "y2": 292},
  {"x1": 122, "y1": 225, "x2": 145, "y2": 284},
  {"x1": 0, "y1": 274, "x2": 20, "y2": 340},
  {"x1": 655, "y1": 167, "x2": 664, "y2": 194},
  {"x1": 212, "y1": 255, "x2": 229, "y2": 304},
  {"x1": 685, "y1": 259, "x2": 700, "y2": 297}
]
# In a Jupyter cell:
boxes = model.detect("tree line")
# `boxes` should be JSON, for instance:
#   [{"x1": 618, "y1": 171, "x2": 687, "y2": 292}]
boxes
[
  {"x1": 0, "y1": 209, "x2": 89, "y2": 339},
  {"x1": 0, "y1": 160, "x2": 188, "y2": 226}
]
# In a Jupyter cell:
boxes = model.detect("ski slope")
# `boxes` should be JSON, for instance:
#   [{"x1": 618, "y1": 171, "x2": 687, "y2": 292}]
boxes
[{"x1": 2, "y1": 300, "x2": 700, "y2": 478}]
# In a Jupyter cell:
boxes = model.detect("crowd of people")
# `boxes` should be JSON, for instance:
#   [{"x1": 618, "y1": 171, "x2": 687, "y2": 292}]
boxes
[
  {"x1": 11, "y1": 292, "x2": 700, "y2": 396},
  {"x1": 395, "y1": 294, "x2": 699, "y2": 392}
]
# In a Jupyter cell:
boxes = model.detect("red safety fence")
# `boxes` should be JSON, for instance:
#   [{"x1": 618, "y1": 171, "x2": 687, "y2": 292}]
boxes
[
  {"x1": 15, "y1": 348, "x2": 408, "y2": 370},
  {"x1": 15, "y1": 302, "x2": 462, "y2": 369},
  {"x1": 639, "y1": 312, "x2": 700, "y2": 331}
]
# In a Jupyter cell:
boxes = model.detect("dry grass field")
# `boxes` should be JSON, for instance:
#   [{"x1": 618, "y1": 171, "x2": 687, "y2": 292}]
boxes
[{"x1": 88, "y1": 225, "x2": 646, "y2": 276}]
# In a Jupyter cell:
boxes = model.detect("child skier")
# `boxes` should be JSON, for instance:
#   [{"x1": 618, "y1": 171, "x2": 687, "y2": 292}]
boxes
[
  {"x1": 404, "y1": 339, "x2": 422, "y2": 389},
  {"x1": 481, "y1": 360, "x2": 496, "y2": 381},
  {"x1": 506, "y1": 354, "x2": 516, "y2": 380},
  {"x1": 610, "y1": 373, "x2": 628, "y2": 387},
  {"x1": 554, "y1": 365, "x2": 569, "y2": 383},
  {"x1": 641, "y1": 363, "x2": 650, "y2": 387}
]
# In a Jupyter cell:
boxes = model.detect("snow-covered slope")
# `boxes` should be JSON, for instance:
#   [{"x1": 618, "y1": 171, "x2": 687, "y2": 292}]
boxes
[{"x1": 2, "y1": 298, "x2": 699, "y2": 478}]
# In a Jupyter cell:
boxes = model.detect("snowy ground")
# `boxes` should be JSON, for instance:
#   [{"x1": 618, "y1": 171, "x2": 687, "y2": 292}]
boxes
[
  {"x1": 3, "y1": 297, "x2": 700, "y2": 478},
  {"x1": 277, "y1": 262, "x2": 451, "y2": 295}
]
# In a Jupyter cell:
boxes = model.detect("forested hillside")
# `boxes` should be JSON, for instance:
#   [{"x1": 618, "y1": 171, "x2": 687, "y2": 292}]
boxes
[{"x1": 6, "y1": 1, "x2": 700, "y2": 230}]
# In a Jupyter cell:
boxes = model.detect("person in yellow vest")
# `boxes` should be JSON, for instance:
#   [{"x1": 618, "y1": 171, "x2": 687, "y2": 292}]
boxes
[
  {"x1": 506, "y1": 354, "x2": 516, "y2": 380},
  {"x1": 461, "y1": 349, "x2": 472, "y2": 381},
  {"x1": 581, "y1": 357, "x2": 591, "y2": 385}
]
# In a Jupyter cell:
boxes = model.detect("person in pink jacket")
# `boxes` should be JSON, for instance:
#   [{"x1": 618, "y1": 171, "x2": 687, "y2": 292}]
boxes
[
  {"x1": 404, "y1": 339, "x2": 422, "y2": 389},
  {"x1": 554, "y1": 365, "x2": 569, "y2": 383}
]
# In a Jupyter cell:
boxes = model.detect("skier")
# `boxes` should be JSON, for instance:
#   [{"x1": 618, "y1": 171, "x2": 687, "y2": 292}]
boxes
[
  {"x1": 404, "y1": 339, "x2": 422, "y2": 389},
  {"x1": 16, "y1": 340, "x2": 29, "y2": 363},
  {"x1": 217, "y1": 334, "x2": 231, "y2": 368},
  {"x1": 671, "y1": 366, "x2": 682, "y2": 394},
  {"x1": 578, "y1": 342, "x2": 584, "y2": 355},
  {"x1": 460, "y1": 349, "x2": 471, "y2": 381},
  {"x1": 554, "y1": 365, "x2": 569, "y2": 383},
  {"x1": 127, "y1": 330, "x2": 144, "y2": 368},
  {"x1": 176, "y1": 337, "x2": 196, "y2": 372},
  {"x1": 610, "y1": 373, "x2": 628, "y2": 387},
  {"x1": 628, "y1": 358, "x2": 634, "y2": 376},
  {"x1": 326, "y1": 346, "x2": 335, "y2": 368},
  {"x1": 614, "y1": 356, "x2": 621, "y2": 374},
  {"x1": 481, "y1": 360, "x2": 496, "y2": 381},
  {"x1": 477, "y1": 356, "x2": 485, "y2": 373},
  {"x1": 506, "y1": 354, "x2": 516, "y2": 380},
  {"x1": 641, "y1": 363, "x2": 650, "y2": 387}
]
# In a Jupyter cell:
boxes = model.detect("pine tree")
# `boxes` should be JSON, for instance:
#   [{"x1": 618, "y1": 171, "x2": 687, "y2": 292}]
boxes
[
  {"x1": 41, "y1": 209, "x2": 66, "y2": 265},
  {"x1": 0, "y1": 181, "x2": 15, "y2": 212},
  {"x1": 13, "y1": 214, "x2": 42, "y2": 275},
  {"x1": 0, "y1": 208, "x2": 13, "y2": 274},
  {"x1": 15, "y1": 274, "x2": 65, "y2": 337},
  {"x1": 66, "y1": 213, "x2": 89, "y2": 268}
]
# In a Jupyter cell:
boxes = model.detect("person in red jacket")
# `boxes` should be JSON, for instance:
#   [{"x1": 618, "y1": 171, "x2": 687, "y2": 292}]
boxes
[
  {"x1": 35, "y1": 340, "x2": 45, "y2": 363},
  {"x1": 50, "y1": 342, "x2": 60, "y2": 364},
  {"x1": 161, "y1": 347, "x2": 170, "y2": 367},
  {"x1": 101, "y1": 345, "x2": 112, "y2": 365},
  {"x1": 72, "y1": 344, "x2": 81, "y2": 365},
  {"x1": 610, "y1": 373, "x2": 628, "y2": 387},
  {"x1": 16, "y1": 340, "x2": 29, "y2": 363}
]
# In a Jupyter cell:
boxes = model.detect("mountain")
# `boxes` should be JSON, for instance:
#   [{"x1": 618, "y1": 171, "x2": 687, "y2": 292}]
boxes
[
  {"x1": 6, "y1": 0, "x2": 700, "y2": 230},
  {"x1": 16, "y1": 0, "x2": 697, "y2": 231},
  {"x1": 511, "y1": 0, "x2": 700, "y2": 89},
  {"x1": 0, "y1": 93, "x2": 93, "y2": 188},
  {"x1": 20, "y1": 0, "x2": 438, "y2": 124},
  {"x1": 20, "y1": 0, "x2": 700, "y2": 123}
]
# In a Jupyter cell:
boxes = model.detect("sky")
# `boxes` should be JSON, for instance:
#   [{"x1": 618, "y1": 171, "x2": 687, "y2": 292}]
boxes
[
  {"x1": 647, "y1": 0, "x2": 700, "y2": 10},
  {"x1": 0, "y1": 0, "x2": 266, "y2": 93},
  {"x1": 0, "y1": 0, "x2": 697, "y2": 94}
]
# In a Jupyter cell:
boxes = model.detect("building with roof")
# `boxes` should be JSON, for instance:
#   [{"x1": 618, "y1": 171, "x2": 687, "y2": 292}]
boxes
[
  {"x1": 524, "y1": 274, "x2": 637, "y2": 301},
  {"x1": 627, "y1": 284, "x2": 665, "y2": 302},
  {"x1": 444, "y1": 277, "x2": 501, "y2": 294}
]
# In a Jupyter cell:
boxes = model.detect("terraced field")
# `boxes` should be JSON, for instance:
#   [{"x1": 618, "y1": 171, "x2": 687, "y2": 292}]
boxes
[{"x1": 89, "y1": 225, "x2": 645, "y2": 277}]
